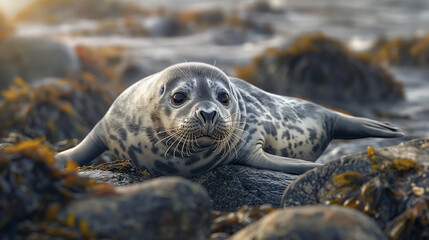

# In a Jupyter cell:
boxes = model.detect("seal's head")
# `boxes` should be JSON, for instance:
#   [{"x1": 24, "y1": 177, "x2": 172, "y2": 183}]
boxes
[{"x1": 150, "y1": 62, "x2": 243, "y2": 158}]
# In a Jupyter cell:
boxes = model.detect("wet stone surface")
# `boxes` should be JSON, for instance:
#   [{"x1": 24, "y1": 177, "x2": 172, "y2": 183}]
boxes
[
  {"x1": 229, "y1": 205, "x2": 387, "y2": 240},
  {"x1": 58, "y1": 177, "x2": 212, "y2": 240}
]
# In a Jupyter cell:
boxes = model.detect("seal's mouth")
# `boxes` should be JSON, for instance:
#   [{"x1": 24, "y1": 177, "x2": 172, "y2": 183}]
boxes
[{"x1": 195, "y1": 135, "x2": 216, "y2": 148}]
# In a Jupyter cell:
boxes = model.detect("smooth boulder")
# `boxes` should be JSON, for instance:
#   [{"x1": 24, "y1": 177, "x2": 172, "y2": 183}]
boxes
[
  {"x1": 57, "y1": 177, "x2": 212, "y2": 240},
  {"x1": 230, "y1": 205, "x2": 387, "y2": 240},
  {"x1": 0, "y1": 37, "x2": 80, "y2": 90}
]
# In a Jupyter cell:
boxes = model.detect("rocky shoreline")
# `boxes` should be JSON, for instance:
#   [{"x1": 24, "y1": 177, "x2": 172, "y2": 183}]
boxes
[{"x1": 1, "y1": 135, "x2": 428, "y2": 239}]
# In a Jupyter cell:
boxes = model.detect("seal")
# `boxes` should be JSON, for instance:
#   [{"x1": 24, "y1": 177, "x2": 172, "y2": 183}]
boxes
[{"x1": 56, "y1": 62, "x2": 404, "y2": 177}]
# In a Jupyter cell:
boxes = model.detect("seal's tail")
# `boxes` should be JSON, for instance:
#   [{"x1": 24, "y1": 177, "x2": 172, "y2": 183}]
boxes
[
  {"x1": 332, "y1": 114, "x2": 404, "y2": 139},
  {"x1": 55, "y1": 122, "x2": 107, "y2": 168}
]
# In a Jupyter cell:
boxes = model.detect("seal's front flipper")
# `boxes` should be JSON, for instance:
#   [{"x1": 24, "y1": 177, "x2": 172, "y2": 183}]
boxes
[
  {"x1": 55, "y1": 122, "x2": 107, "y2": 168},
  {"x1": 332, "y1": 114, "x2": 404, "y2": 139},
  {"x1": 240, "y1": 148, "x2": 321, "y2": 174}
]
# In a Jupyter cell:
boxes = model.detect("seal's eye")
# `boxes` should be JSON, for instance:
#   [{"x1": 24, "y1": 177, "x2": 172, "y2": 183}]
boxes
[
  {"x1": 218, "y1": 92, "x2": 230, "y2": 106},
  {"x1": 171, "y1": 93, "x2": 187, "y2": 105}
]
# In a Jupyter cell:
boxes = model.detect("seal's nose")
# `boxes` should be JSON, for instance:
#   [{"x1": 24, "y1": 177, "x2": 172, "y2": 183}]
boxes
[{"x1": 197, "y1": 110, "x2": 219, "y2": 124}]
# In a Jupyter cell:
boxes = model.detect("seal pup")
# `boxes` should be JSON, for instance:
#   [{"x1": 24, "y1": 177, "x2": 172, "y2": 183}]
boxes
[{"x1": 56, "y1": 62, "x2": 403, "y2": 177}]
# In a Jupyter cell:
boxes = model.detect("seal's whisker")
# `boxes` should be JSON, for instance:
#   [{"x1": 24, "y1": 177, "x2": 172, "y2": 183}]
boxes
[
  {"x1": 164, "y1": 130, "x2": 185, "y2": 158},
  {"x1": 173, "y1": 131, "x2": 188, "y2": 159},
  {"x1": 181, "y1": 132, "x2": 190, "y2": 158},
  {"x1": 228, "y1": 131, "x2": 247, "y2": 145},
  {"x1": 155, "y1": 127, "x2": 182, "y2": 136},
  {"x1": 155, "y1": 130, "x2": 182, "y2": 147},
  {"x1": 228, "y1": 126, "x2": 249, "y2": 136}
]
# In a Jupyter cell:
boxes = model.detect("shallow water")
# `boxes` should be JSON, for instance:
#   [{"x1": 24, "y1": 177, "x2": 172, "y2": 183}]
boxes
[{"x1": 11, "y1": 0, "x2": 429, "y2": 162}]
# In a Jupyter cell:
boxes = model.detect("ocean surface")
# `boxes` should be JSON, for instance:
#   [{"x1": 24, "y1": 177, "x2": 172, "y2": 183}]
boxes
[{"x1": 8, "y1": 0, "x2": 429, "y2": 162}]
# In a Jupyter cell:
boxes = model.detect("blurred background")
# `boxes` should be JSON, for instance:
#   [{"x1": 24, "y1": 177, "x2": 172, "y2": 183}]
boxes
[{"x1": 0, "y1": 0, "x2": 428, "y2": 162}]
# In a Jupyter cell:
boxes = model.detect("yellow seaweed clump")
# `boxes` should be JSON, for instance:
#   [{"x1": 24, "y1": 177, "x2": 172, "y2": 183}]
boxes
[
  {"x1": 326, "y1": 147, "x2": 428, "y2": 239},
  {"x1": 0, "y1": 139, "x2": 115, "y2": 239},
  {"x1": 80, "y1": 160, "x2": 153, "y2": 180}
]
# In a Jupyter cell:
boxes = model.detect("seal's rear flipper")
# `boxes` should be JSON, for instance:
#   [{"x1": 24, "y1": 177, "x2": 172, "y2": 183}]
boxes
[
  {"x1": 55, "y1": 122, "x2": 107, "y2": 168},
  {"x1": 332, "y1": 114, "x2": 404, "y2": 139}
]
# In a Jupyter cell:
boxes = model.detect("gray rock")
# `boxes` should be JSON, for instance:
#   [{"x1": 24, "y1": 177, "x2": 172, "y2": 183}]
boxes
[
  {"x1": 0, "y1": 37, "x2": 80, "y2": 91},
  {"x1": 79, "y1": 164, "x2": 298, "y2": 212},
  {"x1": 57, "y1": 177, "x2": 212, "y2": 240},
  {"x1": 230, "y1": 205, "x2": 387, "y2": 240},
  {"x1": 191, "y1": 164, "x2": 298, "y2": 212}
]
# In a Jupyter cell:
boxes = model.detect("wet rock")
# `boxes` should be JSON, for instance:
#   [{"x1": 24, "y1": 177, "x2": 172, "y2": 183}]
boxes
[
  {"x1": 15, "y1": 0, "x2": 148, "y2": 24},
  {"x1": 0, "y1": 37, "x2": 80, "y2": 91},
  {"x1": 245, "y1": 0, "x2": 284, "y2": 14},
  {"x1": 78, "y1": 162, "x2": 297, "y2": 212},
  {"x1": 144, "y1": 16, "x2": 191, "y2": 37},
  {"x1": 282, "y1": 138, "x2": 429, "y2": 239},
  {"x1": 191, "y1": 164, "x2": 298, "y2": 212},
  {"x1": 58, "y1": 177, "x2": 212, "y2": 240},
  {"x1": 230, "y1": 205, "x2": 387, "y2": 240},
  {"x1": 234, "y1": 33, "x2": 404, "y2": 113}
]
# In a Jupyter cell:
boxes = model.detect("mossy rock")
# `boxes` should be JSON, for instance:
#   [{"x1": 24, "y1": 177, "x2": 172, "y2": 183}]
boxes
[
  {"x1": 0, "y1": 74, "x2": 120, "y2": 143},
  {"x1": 281, "y1": 138, "x2": 429, "y2": 240},
  {"x1": 0, "y1": 139, "x2": 115, "y2": 239},
  {"x1": 234, "y1": 33, "x2": 404, "y2": 112},
  {"x1": 14, "y1": 0, "x2": 149, "y2": 24},
  {"x1": 369, "y1": 35, "x2": 429, "y2": 67}
]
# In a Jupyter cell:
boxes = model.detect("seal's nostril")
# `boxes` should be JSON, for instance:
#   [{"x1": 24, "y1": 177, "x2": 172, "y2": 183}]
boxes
[
  {"x1": 199, "y1": 110, "x2": 207, "y2": 123},
  {"x1": 198, "y1": 110, "x2": 218, "y2": 124},
  {"x1": 211, "y1": 111, "x2": 217, "y2": 123}
]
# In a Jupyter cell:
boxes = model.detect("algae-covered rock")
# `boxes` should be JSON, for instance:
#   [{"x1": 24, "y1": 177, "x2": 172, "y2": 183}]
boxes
[
  {"x1": 370, "y1": 35, "x2": 429, "y2": 67},
  {"x1": 0, "y1": 37, "x2": 80, "y2": 91},
  {"x1": 0, "y1": 74, "x2": 119, "y2": 143},
  {"x1": 230, "y1": 205, "x2": 387, "y2": 240},
  {"x1": 15, "y1": 0, "x2": 148, "y2": 24},
  {"x1": 0, "y1": 139, "x2": 115, "y2": 239},
  {"x1": 58, "y1": 177, "x2": 212, "y2": 240},
  {"x1": 282, "y1": 138, "x2": 429, "y2": 240},
  {"x1": 234, "y1": 33, "x2": 404, "y2": 112}
]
